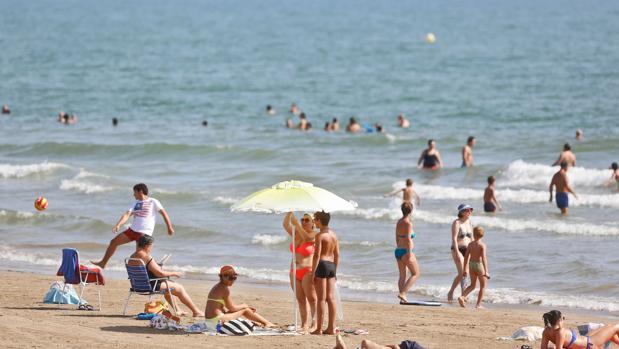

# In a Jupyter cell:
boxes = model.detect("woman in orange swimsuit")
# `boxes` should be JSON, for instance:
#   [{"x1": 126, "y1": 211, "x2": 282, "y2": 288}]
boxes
[{"x1": 283, "y1": 212, "x2": 317, "y2": 331}]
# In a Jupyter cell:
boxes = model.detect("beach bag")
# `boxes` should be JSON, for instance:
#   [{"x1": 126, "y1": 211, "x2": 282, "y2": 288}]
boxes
[
  {"x1": 43, "y1": 281, "x2": 84, "y2": 305},
  {"x1": 218, "y1": 318, "x2": 255, "y2": 336}
]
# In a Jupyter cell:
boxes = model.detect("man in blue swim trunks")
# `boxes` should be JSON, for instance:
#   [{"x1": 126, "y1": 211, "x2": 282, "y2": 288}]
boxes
[{"x1": 549, "y1": 161, "x2": 578, "y2": 215}]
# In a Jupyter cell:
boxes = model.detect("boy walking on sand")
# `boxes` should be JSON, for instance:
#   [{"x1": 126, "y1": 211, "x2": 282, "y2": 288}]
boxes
[
  {"x1": 92, "y1": 183, "x2": 174, "y2": 268},
  {"x1": 384, "y1": 178, "x2": 421, "y2": 207},
  {"x1": 311, "y1": 211, "x2": 340, "y2": 335},
  {"x1": 458, "y1": 226, "x2": 489, "y2": 309}
]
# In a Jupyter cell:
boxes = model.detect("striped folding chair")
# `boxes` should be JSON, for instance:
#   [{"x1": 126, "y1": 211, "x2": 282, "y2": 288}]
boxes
[{"x1": 122, "y1": 258, "x2": 177, "y2": 316}]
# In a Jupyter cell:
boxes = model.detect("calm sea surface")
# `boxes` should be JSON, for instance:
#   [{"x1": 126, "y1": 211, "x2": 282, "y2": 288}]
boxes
[{"x1": 1, "y1": 0, "x2": 618, "y2": 313}]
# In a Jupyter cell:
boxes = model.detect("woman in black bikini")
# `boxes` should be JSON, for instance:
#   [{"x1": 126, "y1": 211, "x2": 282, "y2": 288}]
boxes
[
  {"x1": 447, "y1": 204, "x2": 474, "y2": 303},
  {"x1": 129, "y1": 235, "x2": 203, "y2": 317},
  {"x1": 417, "y1": 139, "x2": 443, "y2": 170}
]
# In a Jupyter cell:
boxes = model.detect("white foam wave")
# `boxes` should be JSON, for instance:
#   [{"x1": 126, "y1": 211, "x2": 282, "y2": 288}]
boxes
[
  {"x1": 392, "y1": 181, "x2": 619, "y2": 208},
  {"x1": 0, "y1": 209, "x2": 39, "y2": 220},
  {"x1": 342, "y1": 207, "x2": 619, "y2": 236},
  {"x1": 212, "y1": 196, "x2": 240, "y2": 205},
  {"x1": 502, "y1": 160, "x2": 611, "y2": 188},
  {"x1": 59, "y1": 169, "x2": 114, "y2": 194},
  {"x1": 0, "y1": 162, "x2": 69, "y2": 179},
  {"x1": 252, "y1": 234, "x2": 288, "y2": 245}
]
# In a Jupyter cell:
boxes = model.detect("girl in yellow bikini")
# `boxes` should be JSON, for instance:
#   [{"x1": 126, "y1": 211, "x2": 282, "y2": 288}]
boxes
[{"x1": 204, "y1": 265, "x2": 274, "y2": 331}]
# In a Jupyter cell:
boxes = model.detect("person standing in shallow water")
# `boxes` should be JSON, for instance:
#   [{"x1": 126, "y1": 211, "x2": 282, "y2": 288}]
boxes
[
  {"x1": 394, "y1": 202, "x2": 420, "y2": 303},
  {"x1": 447, "y1": 204, "x2": 473, "y2": 303},
  {"x1": 483, "y1": 176, "x2": 502, "y2": 213},
  {"x1": 552, "y1": 143, "x2": 576, "y2": 167},
  {"x1": 549, "y1": 161, "x2": 577, "y2": 215},
  {"x1": 418, "y1": 139, "x2": 443, "y2": 170},
  {"x1": 461, "y1": 136, "x2": 475, "y2": 167}
]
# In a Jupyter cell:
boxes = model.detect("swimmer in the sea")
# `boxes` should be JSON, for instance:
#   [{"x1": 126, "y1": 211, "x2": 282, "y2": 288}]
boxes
[
  {"x1": 397, "y1": 113, "x2": 410, "y2": 128},
  {"x1": 58, "y1": 111, "x2": 66, "y2": 123},
  {"x1": 202, "y1": 120, "x2": 208, "y2": 127},
  {"x1": 346, "y1": 117, "x2": 361, "y2": 133},
  {"x1": 606, "y1": 162, "x2": 619, "y2": 189},
  {"x1": 324, "y1": 121, "x2": 331, "y2": 132},
  {"x1": 575, "y1": 129, "x2": 583, "y2": 141},
  {"x1": 461, "y1": 136, "x2": 475, "y2": 167},
  {"x1": 552, "y1": 143, "x2": 576, "y2": 167},
  {"x1": 286, "y1": 118, "x2": 293, "y2": 128},
  {"x1": 266, "y1": 105, "x2": 276, "y2": 115},
  {"x1": 112, "y1": 117, "x2": 118, "y2": 126},
  {"x1": 375, "y1": 123, "x2": 384, "y2": 133},
  {"x1": 297, "y1": 113, "x2": 309, "y2": 130},
  {"x1": 483, "y1": 176, "x2": 502, "y2": 213},
  {"x1": 417, "y1": 139, "x2": 442, "y2": 170},
  {"x1": 330, "y1": 118, "x2": 340, "y2": 131},
  {"x1": 1, "y1": 104, "x2": 10, "y2": 114},
  {"x1": 384, "y1": 178, "x2": 421, "y2": 207},
  {"x1": 549, "y1": 161, "x2": 577, "y2": 215},
  {"x1": 290, "y1": 102, "x2": 300, "y2": 115}
]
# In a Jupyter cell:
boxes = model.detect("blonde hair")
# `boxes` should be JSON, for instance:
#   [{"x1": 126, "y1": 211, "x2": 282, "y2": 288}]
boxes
[{"x1": 473, "y1": 226, "x2": 485, "y2": 239}]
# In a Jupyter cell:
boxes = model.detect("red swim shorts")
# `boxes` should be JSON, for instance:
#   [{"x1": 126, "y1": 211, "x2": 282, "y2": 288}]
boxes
[{"x1": 123, "y1": 228, "x2": 144, "y2": 241}]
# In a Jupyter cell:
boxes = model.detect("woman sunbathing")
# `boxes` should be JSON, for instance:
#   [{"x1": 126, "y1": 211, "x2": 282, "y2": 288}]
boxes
[
  {"x1": 541, "y1": 310, "x2": 619, "y2": 349},
  {"x1": 129, "y1": 235, "x2": 203, "y2": 317},
  {"x1": 204, "y1": 265, "x2": 274, "y2": 330}
]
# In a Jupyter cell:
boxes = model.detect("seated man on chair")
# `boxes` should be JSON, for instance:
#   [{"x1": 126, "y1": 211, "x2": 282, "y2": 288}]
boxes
[{"x1": 129, "y1": 235, "x2": 203, "y2": 317}]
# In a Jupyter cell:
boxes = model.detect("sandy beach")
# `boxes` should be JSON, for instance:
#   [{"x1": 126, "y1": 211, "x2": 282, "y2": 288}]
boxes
[{"x1": 0, "y1": 270, "x2": 614, "y2": 349}]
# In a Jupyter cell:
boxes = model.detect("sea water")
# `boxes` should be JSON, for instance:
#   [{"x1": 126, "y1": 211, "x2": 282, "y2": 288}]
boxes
[{"x1": 1, "y1": 0, "x2": 618, "y2": 313}]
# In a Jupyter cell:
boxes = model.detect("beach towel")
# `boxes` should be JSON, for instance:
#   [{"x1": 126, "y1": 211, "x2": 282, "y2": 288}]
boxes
[
  {"x1": 43, "y1": 281, "x2": 85, "y2": 305},
  {"x1": 79, "y1": 265, "x2": 105, "y2": 285},
  {"x1": 218, "y1": 318, "x2": 255, "y2": 336},
  {"x1": 497, "y1": 326, "x2": 544, "y2": 341},
  {"x1": 57, "y1": 249, "x2": 80, "y2": 284},
  {"x1": 149, "y1": 314, "x2": 183, "y2": 331}
]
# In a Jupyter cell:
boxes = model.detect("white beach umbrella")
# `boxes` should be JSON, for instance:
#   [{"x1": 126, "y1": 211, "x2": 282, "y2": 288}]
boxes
[{"x1": 231, "y1": 180, "x2": 357, "y2": 330}]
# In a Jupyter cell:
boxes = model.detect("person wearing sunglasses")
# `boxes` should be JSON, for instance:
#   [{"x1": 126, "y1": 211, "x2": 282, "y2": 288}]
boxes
[
  {"x1": 447, "y1": 204, "x2": 474, "y2": 303},
  {"x1": 204, "y1": 265, "x2": 274, "y2": 331},
  {"x1": 283, "y1": 212, "x2": 318, "y2": 331},
  {"x1": 541, "y1": 310, "x2": 619, "y2": 349}
]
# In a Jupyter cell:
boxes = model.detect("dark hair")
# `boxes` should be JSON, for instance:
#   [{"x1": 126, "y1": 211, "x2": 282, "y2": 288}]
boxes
[
  {"x1": 560, "y1": 161, "x2": 568, "y2": 169},
  {"x1": 428, "y1": 139, "x2": 435, "y2": 146},
  {"x1": 467, "y1": 136, "x2": 475, "y2": 143},
  {"x1": 314, "y1": 211, "x2": 331, "y2": 226},
  {"x1": 375, "y1": 124, "x2": 383, "y2": 132},
  {"x1": 202, "y1": 120, "x2": 208, "y2": 127},
  {"x1": 112, "y1": 117, "x2": 118, "y2": 126},
  {"x1": 612, "y1": 162, "x2": 618, "y2": 170},
  {"x1": 401, "y1": 202, "x2": 412, "y2": 216},
  {"x1": 332, "y1": 117, "x2": 338, "y2": 123},
  {"x1": 350, "y1": 117, "x2": 357, "y2": 124},
  {"x1": 300, "y1": 112, "x2": 306, "y2": 119},
  {"x1": 306, "y1": 122, "x2": 312, "y2": 130},
  {"x1": 564, "y1": 143, "x2": 571, "y2": 151},
  {"x1": 324, "y1": 122, "x2": 330, "y2": 130},
  {"x1": 543, "y1": 310, "x2": 562, "y2": 327},
  {"x1": 266, "y1": 105, "x2": 272, "y2": 110},
  {"x1": 406, "y1": 178, "x2": 413, "y2": 186},
  {"x1": 487, "y1": 175, "x2": 495, "y2": 184},
  {"x1": 133, "y1": 183, "x2": 149, "y2": 195},
  {"x1": 137, "y1": 235, "x2": 154, "y2": 249}
]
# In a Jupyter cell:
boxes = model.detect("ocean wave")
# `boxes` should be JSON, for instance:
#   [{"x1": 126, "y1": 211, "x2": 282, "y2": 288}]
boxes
[
  {"x1": 0, "y1": 162, "x2": 69, "y2": 179},
  {"x1": 501, "y1": 160, "x2": 611, "y2": 188},
  {"x1": 341, "y1": 207, "x2": 619, "y2": 236},
  {"x1": 252, "y1": 234, "x2": 288, "y2": 245},
  {"x1": 398, "y1": 182, "x2": 619, "y2": 208},
  {"x1": 59, "y1": 169, "x2": 115, "y2": 194},
  {"x1": 212, "y1": 196, "x2": 240, "y2": 205},
  {"x1": 0, "y1": 209, "x2": 37, "y2": 221}
]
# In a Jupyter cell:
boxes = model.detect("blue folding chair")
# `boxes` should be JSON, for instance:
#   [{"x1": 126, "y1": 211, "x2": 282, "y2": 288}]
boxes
[
  {"x1": 122, "y1": 258, "x2": 177, "y2": 316},
  {"x1": 56, "y1": 248, "x2": 103, "y2": 310}
]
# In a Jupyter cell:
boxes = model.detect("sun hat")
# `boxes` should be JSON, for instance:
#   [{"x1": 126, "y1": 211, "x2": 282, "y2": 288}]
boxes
[{"x1": 457, "y1": 204, "x2": 473, "y2": 213}]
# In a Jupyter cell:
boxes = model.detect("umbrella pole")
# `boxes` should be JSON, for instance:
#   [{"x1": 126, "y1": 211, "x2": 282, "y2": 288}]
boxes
[{"x1": 291, "y1": 219, "x2": 298, "y2": 332}]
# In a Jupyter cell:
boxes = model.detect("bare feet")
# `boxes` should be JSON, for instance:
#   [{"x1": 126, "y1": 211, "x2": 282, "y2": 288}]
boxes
[
  {"x1": 458, "y1": 296, "x2": 466, "y2": 308},
  {"x1": 475, "y1": 305, "x2": 485, "y2": 309},
  {"x1": 447, "y1": 290, "x2": 454, "y2": 304},
  {"x1": 311, "y1": 329, "x2": 323, "y2": 335},
  {"x1": 397, "y1": 294, "x2": 408, "y2": 304},
  {"x1": 323, "y1": 327, "x2": 335, "y2": 335},
  {"x1": 176, "y1": 310, "x2": 188, "y2": 316},
  {"x1": 264, "y1": 322, "x2": 276, "y2": 328},
  {"x1": 335, "y1": 333, "x2": 347, "y2": 349},
  {"x1": 90, "y1": 260, "x2": 105, "y2": 269},
  {"x1": 192, "y1": 311, "x2": 204, "y2": 317}
]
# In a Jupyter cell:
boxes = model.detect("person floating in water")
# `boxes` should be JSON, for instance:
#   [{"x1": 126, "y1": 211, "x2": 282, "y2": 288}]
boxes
[
  {"x1": 461, "y1": 136, "x2": 475, "y2": 167},
  {"x1": 92, "y1": 183, "x2": 174, "y2": 268},
  {"x1": 552, "y1": 143, "x2": 576, "y2": 167},
  {"x1": 1, "y1": 104, "x2": 10, "y2": 114},
  {"x1": 397, "y1": 113, "x2": 410, "y2": 128},
  {"x1": 483, "y1": 176, "x2": 502, "y2": 213},
  {"x1": 384, "y1": 178, "x2": 421, "y2": 207},
  {"x1": 418, "y1": 139, "x2": 442, "y2": 170},
  {"x1": 265, "y1": 105, "x2": 276, "y2": 115},
  {"x1": 549, "y1": 161, "x2": 577, "y2": 215}
]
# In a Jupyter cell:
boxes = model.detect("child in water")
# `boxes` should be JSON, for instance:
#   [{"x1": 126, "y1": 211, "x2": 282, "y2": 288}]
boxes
[{"x1": 458, "y1": 226, "x2": 489, "y2": 309}]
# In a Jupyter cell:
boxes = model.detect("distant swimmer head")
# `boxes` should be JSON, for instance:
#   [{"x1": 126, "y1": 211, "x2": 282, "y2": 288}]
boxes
[
  {"x1": 349, "y1": 117, "x2": 357, "y2": 124},
  {"x1": 575, "y1": 129, "x2": 583, "y2": 140},
  {"x1": 266, "y1": 105, "x2": 275, "y2": 115},
  {"x1": 401, "y1": 202, "x2": 413, "y2": 216},
  {"x1": 202, "y1": 120, "x2": 208, "y2": 127},
  {"x1": 542, "y1": 310, "x2": 563, "y2": 327},
  {"x1": 563, "y1": 143, "x2": 571, "y2": 151},
  {"x1": 332, "y1": 117, "x2": 338, "y2": 123},
  {"x1": 560, "y1": 161, "x2": 569, "y2": 170},
  {"x1": 487, "y1": 175, "x2": 495, "y2": 184},
  {"x1": 612, "y1": 162, "x2": 618, "y2": 171},
  {"x1": 1, "y1": 105, "x2": 10, "y2": 114},
  {"x1": 112, "y1": 117, "x2": 118, "y2": 126},
  {"x1": 406, "y1": 178, "x2": 413, "y2": 186},
  {"x1": 375, "y1": 123, "x2": 384, "y2": 133},
  {"x1": 299, "y1": 112, "x2": 306, "y2": 120}
]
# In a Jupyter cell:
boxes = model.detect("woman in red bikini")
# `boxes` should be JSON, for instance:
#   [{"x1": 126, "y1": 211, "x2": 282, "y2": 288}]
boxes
[{"x1": 283, "y1": 212, "x2": 318, "y2": 331}]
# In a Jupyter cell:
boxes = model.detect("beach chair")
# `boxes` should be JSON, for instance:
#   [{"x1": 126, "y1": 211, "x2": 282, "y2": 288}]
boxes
[
  {"x1": 56, "y1": 248, "x2": 104, "y2": 310},
  {"x1": 123, "y1": 258, "x2": 178, "y2": 316}
]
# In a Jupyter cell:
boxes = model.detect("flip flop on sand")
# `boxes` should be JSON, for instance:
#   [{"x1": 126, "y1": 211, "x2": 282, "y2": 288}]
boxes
[{"x1": 78, "y1": 304, "x2": 94, "y2": 311}]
